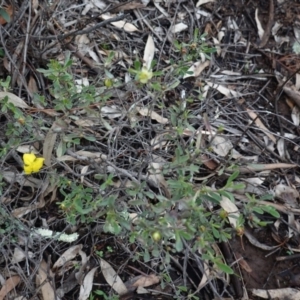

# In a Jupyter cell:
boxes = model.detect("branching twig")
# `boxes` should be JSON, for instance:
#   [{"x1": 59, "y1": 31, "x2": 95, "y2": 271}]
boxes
[{"x1": 30, "y1": 14, "x2": 129, "y2": 41}]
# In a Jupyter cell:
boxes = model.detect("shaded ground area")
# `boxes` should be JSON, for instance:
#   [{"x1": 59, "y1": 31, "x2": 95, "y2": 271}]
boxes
[{"x1": 0, "y1": 0, "x2": 300, "y2": 299}]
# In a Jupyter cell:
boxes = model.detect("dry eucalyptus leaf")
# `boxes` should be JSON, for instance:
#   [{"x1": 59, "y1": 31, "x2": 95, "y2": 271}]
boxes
[
  {"x1": 0, "y1": 276, "x2": 20, "y2": 300},
  {"x1": 148, "y1": 162, "x2": 166, "y2": 187},
  {"x1": 295, "y1": 73, "x2": 300, "y2": 90},
  {"x1": 101, "y1": 14, "x2": 139, "y2": 32},
  {"x1": 153, "y1": 2, "x2": 169, "y2": 17},
  {"x1": 235, "y1": 253, "x2": 252, "y2": 273},
  {"x1": 220, "y1": 196, "x2": 239, "y2": 228},
  {"x1": 79, "y1": 267, "x2": 98, "y2": 300},
  {"x1": 183, "y1": 60, "x2": 210, "y2": 79},
  {"x1": 114, "y1": 2, "x2": 146, "y2": 11},
  {"x1": 81, "y1": 165, "x2": 89, "y2": 183},
  {"x1": 151, "y1": 133, "x2": 168, "y2": 150},
  {"x1": 75, "y1": 119, "x2": 96, "y2": 127},
  {"x1": 53, "y1": 244, "x2": 83, "y2": 269},
  {"x1": 43, "y1": 120, "x2": 68, "y2": 166},
  {"x1": 75, "y1": 34, "x2": 90, "y2": 54},
  {"x1": 101, "y1": 106, "x2": 123, "y2": 119},
  {"x1": 196, "y1": 0, "x2": 215, "y2": 6},
  {"x1": 136, "y1": 286, "x2": 148, "y2": 294},
  {"x1": 212, "y1": 37, "x2": 221, "y2": 56},
  {"x1": 28, "y1": 76, "x2": 40, "y2": 103},
  {"x1": 210, "y1": 135, "x2": 233, "y2": 157},
  {"x1": 126, "y1": 274, "x2": 160, "y2": 289},
  {"x1": 91, "y1": 0, "x2": 107, "y2": 10},
  {"x1": 275, "y1": 74, "x2": 300, "y2": 108},
  {"x1": 277, "y1": 138, "x2": 286, "y2": 158},
  {"x1": 205, "y1": 81, "x2": 240, "y2": 98},
  {"x1": 12, "y1": 248, "x2": 34, "y2": 264},
  {"x1": 291, "y1": 106, "x2": 300, "y2": 126},
  {"x1": 238, "y1": 163, "x2": 296, "y2": 174},
  {"x1": 12, "y1": 202, "x2": 45, "y2": 218},
  {"x1": 227, "y1": 17, "x2": 242, "y2": 43},
  {"x1": 274, "y1": 184, "x2": 299, "y2": 208},
  {"x1": 136, "y1": 107, "x2": 168, "y2": 124},
  {"x1": 244, "y1": 230, "x2": 279, "y2": 251},
  {"x1": 247, "y1": 109, "x2": 277, "y2": 143},
  {"x1": 57, "y1": 150, "x2": 107, "y2": 162},
  {"x1": 171, "y1": 23, "x2": 188, "y2": 33},
  {"x1": 37, "y1": 260, "x2": 55, "y2": 300},
  {"x1": 0, "y1": 92, "x2": 29, "y2": 108},
  {"x1": 100, "y1": 258, "x2": 128, "y2": 295},
  {"x1": 143, "y1": 35, "x2": 155, "y2": 70},
  {"x1": 198, "y1": 261, "x2": 210, "y2": 289},
  {"x1": 255, "y1": 9, "x2": 264, "y2": 39},
  {"x1": 16, "y1": 145, "x2": 39, "y2": 154},
  {"x1": 252, "y1": 288, "x2": 300, "y2": 299},
  {"x1": 75, "y1": 78, "x2": 89, "y2": 93},
  {"x1": 3, "y1": 171, "x2": 42, "y2": 188}
]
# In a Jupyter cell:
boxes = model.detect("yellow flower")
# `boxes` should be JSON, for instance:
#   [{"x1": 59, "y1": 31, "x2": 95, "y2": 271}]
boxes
[
  {"x1": 137, "y1": 67, "x2": 153, "y2": 84},
  {"x1": 23, "y1": 153, "x2": 44, "y2": 175}
]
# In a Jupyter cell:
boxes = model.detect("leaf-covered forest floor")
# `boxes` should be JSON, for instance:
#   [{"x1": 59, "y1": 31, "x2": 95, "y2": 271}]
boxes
[{"x1": 0, "y1": 0, "x2": 300, "y2": 299}]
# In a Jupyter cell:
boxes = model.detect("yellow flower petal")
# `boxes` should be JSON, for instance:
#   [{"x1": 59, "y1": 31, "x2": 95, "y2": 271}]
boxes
[
  {"x1": 24, "y1": 165, "x2": 33, "y2": 175},
  {"x1": 138, "y1": 67, "x2": 153, "y2": 84},
  {"x1": 31, "y1": 157, "x2": 44, "y2": 173},
  {"x1": 23, "y1": 153, "x2": 36, "y2": 166},
  {"x1": 23, "y1": 153, "x2": 44, "y2": 174}
]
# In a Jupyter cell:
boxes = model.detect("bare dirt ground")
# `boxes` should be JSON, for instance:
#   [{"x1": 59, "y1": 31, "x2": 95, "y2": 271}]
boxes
[{"x1": 1, "y1": 0, "x2": 300, "y2": 299}]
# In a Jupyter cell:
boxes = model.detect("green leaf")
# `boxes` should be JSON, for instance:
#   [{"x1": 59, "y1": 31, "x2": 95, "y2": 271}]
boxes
[
  {"x1": 215, "y1": 262, "x2": 234, "y2": 274},
  {"x1": 166, "y1": 79, "x2": 180, "y2": 90},
  {"x1": 226, "y1": 170, "x2": 239, "y2": 185},
  {"x1": 201, "y1": 192, "x2": 221, "y2": 203},
  {"x1": 134, "y1": 60, "x2": 141, "y2": 70},
  {"x1": 0, "y1": 8, "x2": 10, "y2": 23},
  {"x1": 144, "y1": 249, "x2": 150, "y2": 262},
  {"x1": 252, "y1": 207, "x2": 264, "y2": 214},
  {"x1": 152, "y1": 247, "x2": 160, "y2": 257},
  {"x1": 261, "y1": 205, "x2": 280, "y2": 218},
  {"x1": 212, "y1": 227, "x2": 220, "y2": 239},
  {"x1": 179, "y1": 230, "x2": 193, "y2": 240},
  {"x1": 230, "y1": 183, "x2": 246, "y2": 190},
  {"x1": 144, "y1": 191, "x2": 155, "y2": 199},
  {"x1": 151, "y1": 82, "x2": 161, "y2": 91},
  {"x1": 260, "y1": 194, "x2": 274, "y2": 201},
  {"x1": 219, "y1": 190, "x2": 235, "y2": 202},
  {"x1": 83, "y1": 135, "x2": 96, "y2": 142},
  {"x1": 0, "y1": 48, "x2": 5, "y2": 57},
  {"x1": 257, "y1": 221, "x2": 269, "y2": 227},
  {"x1": 175, "y1": 231, "x2": 183, "y2": 252}
]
